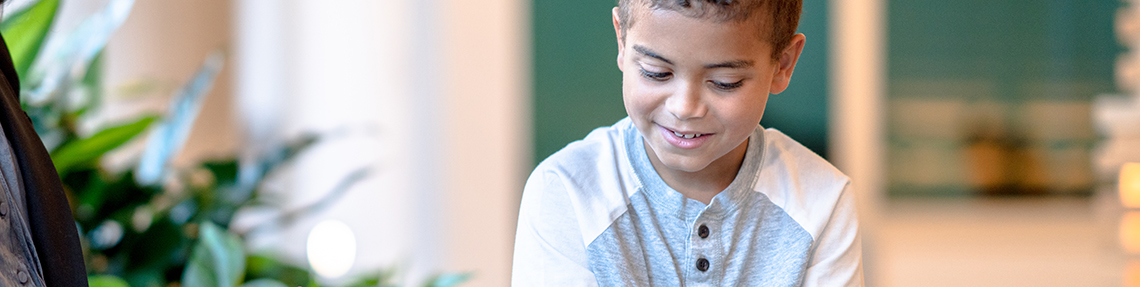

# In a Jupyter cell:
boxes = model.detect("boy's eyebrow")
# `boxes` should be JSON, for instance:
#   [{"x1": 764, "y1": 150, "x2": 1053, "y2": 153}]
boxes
[
  {"x1": 633, "y1": 45, "x2": 673, "y2": 65},
  {"x1": 633, "y1": 45, "x2": 753, "y2": 69},
  {"x1": 705, "y1": 60, "x2": 754, "y2": 69}
]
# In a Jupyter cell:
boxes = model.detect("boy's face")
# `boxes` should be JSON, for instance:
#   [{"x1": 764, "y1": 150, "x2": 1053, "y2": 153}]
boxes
[{"x1": 613, "y1": 7, "x2": 805, "y2": 174}]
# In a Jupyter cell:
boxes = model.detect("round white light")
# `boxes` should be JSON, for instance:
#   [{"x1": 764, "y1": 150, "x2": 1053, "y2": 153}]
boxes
[{"x1": 306, "y1": 220, "x2": 357, "y2": 279}]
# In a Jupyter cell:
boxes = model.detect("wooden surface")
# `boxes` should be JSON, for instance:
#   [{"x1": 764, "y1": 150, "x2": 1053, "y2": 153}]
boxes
[{"x1": 868, "y1": 196, "x2": 1127, "y2": 286}]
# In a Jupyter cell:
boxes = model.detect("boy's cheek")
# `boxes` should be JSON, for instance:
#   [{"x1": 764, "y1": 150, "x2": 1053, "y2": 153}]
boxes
[{"x1": 623, "y1": 93, "x2": 655, "y2": 121}]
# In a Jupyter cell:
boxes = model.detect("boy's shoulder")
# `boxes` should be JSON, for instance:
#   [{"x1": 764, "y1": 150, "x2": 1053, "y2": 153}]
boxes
[
  {"x1": 521, "y1": 118, "x2": 640, "y2": 245},
  {"x1": 529, "y1": 118, "x2": 640, "y2": 194},
  {"x1": 753, "y1": 128, "x2": 851, "y2": 240},
  {"x1": 755, "y1": 127, "x2": 848, "y2": 186}
]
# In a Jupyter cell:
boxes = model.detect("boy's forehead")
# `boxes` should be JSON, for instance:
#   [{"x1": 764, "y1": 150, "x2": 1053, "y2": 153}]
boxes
[
  {"x1": 626, "y1": 1, "x2": 773, "y2": 44},
  {"x1": 629, "y1": 0, "x2": 770, "y2": 24},
  {"x1": 626, "y1": 8, "x2": 773, "y2": 62},
  {"x1": 626, "y1": 0, "x2": 774, "y2": 30}
]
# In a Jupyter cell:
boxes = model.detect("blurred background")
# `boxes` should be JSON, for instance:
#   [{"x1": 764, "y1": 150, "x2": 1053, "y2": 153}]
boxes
[{"x1": 4, "y1": 0, "x2": 1140, "y2": 286}]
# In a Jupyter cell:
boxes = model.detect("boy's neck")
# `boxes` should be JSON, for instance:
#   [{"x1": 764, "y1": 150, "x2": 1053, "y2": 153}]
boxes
[{"x1": 644, "y1": 138, "x2": 749, "y2": 205}]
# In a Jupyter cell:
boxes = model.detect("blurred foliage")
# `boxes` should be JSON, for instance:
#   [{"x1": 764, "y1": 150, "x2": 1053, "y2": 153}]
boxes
[{"x1": 2, "y1": 1, "x2": 469, "y2": 286}]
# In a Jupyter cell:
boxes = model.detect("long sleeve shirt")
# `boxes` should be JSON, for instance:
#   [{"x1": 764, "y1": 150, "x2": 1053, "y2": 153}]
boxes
[{"x1": 513, "y1": 118, "x2": 863, "y2": 286}]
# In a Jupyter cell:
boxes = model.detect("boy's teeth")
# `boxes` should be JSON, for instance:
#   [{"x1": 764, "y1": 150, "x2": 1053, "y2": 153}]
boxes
[{"x1": 672, "y1": 131, "x2": 702, "y2": 139}]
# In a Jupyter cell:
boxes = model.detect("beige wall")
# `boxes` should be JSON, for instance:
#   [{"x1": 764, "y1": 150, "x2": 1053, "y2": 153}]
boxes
[
  {"x1": 829, "y1": 0, "x2": 886, "y2": 227},
  {"x1": 440, "y1": 0, "x2": 529, "y2": 285},
  {"x1": 103, "y1": 0, "x2": 239, "y2": 166},
  {"x1": 230, "y1": 0, "x2": 529, "y2": 286}
]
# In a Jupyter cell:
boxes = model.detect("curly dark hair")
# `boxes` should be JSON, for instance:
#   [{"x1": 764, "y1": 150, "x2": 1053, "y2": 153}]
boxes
[{"x1": 616, "y1": 0, "x2": 801, "y2": 60}]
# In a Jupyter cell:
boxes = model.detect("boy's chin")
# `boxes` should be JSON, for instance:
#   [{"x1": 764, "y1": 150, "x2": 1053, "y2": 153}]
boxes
[{"x1": 655, "y1": 154, "x2": 715, "y2": 174}]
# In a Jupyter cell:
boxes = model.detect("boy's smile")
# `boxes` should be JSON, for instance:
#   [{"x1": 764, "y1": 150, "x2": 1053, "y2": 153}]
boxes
[{"x1": 613, "y1": 6, "x2": 804, "y2": 201}]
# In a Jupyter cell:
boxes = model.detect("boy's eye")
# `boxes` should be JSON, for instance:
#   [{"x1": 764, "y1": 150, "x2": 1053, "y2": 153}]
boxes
[
  {"x1": 710, "y1": 80, "x2": 744, "y2": 91},
  {"x1": 639, "y1": 68, "x2": 672, "y2": 81}
]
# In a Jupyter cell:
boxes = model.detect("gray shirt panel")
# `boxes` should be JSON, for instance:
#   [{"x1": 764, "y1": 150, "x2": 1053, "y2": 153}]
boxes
[{"x1": 585, "y1": 122, "x2": 813, "y2": 287}]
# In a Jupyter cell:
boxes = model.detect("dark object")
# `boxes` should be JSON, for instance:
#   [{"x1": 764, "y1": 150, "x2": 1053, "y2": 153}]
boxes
[
  {"x1": 696, "y1": 258, "x2": 709, "y2": 272},
  {"x1": 698, "y1": 224, "x2": 709, "y2": 239},
  {"x1": 0, "y1": 34, "x2": 88, "y2": 286}
]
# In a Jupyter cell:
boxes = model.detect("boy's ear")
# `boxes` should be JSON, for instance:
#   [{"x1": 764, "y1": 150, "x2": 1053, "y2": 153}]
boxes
[
  {"x1": 613, "y1": 7, "x2": 625, "y2": 72},
  {"x1": 769, "y1": 33, "x2": 806, "y2": 95}
]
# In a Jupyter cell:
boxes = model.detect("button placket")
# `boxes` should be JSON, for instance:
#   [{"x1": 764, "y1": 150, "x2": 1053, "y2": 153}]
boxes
[
  {"x1": 690, "y1": 220, "x2": 714, "y2": 280},
  {"x1": 689, "y1": 217, "x2": 724, "y2": 285}
]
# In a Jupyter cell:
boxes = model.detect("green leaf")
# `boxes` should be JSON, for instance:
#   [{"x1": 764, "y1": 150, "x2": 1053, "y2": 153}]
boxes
[
  {"x1": 244, "y1": 254, "x2": 311, "y2": 287},
  {"x1": 421, "y1": 273, "x2": 472, "y2": 287},
  {"x1": 87, "y1": 275, "x2": 129, "y2": 287},
  {"x1": 239, "y1": 279, "x2": 288, "y2": 287},
  {"x1": 50, "y1": 115, "x2": 157, "y2": 174},
  {"x1": 204, "y1": 160, "x2": 240, "y2": 189},
  {"x1": 123, "y1": 268, "x2": 164, "y2": 287},
  {"x1": 182, "y1": 222, "x2": 246, "y2": 287},
  {"x1": 23, "y1": 0, "x2": 134, "y2": 105},
  {"x1": 339, "y1": 268, "x2": 398, "y2": 287},
  {"x1": 72, "y1": 52, "x2": 104, "y2": 116},
  {"x1": 135, "y1": 51, "x2": 224, "y2": 185},
  {"x1": 0, "y1": 0, "x2": 60, "y2": 80},
  {"x1": 124, "y1": 217, "x2": 186, "y2": 269}
]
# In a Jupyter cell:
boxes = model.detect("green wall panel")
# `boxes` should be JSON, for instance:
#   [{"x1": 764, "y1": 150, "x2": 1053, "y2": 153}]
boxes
[
  {"x1": 885, "y1": 0, "x2": 1120, "y2": 196},
  {"x1": 888, "y1": 0, "x2": 1118, "y2": 101},
  {"x1": 760, "y1": 0, "x2": 829, "y2": 159},
  {"x1": 533, "y1": 1, "x2": 626, "y2": 165}
]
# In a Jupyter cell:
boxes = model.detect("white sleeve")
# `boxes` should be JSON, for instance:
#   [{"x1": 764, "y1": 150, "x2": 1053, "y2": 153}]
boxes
[
  {"x1": 802, "y1": 183, "x2": 865, "y2": 286},
  {"x1": 511, "y1": 169, "x2": 599, "y2": 286}
]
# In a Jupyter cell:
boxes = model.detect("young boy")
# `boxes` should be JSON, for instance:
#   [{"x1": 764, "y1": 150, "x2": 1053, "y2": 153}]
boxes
[{"x1": 513, "y1": 0, "x2": 863, "y2": 285}]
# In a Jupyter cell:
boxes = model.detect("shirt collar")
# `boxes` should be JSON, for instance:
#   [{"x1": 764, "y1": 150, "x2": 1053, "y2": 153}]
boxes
[{"x1": 624, "y1": 119, "x2": 765, "y2": 221}]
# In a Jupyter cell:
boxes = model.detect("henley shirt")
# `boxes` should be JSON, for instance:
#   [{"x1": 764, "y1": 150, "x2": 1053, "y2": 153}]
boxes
[{"x1": 513, "y1": 118, "x2": 863, "y2": 286}]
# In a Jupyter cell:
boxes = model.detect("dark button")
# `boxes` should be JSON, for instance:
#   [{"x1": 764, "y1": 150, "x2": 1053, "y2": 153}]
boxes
[
  {"x1": 0, "y1": 201, "x2": 7, "y2": 217},
  {"x1": 698, "y1": 224, "x2": 709, "y2": 239},
  {"x1": 16, "y1": 270, "x2": 28, "y2": 284},
  {"x1": 696, "y1": 258, "x2": 709, "y2": 272}
]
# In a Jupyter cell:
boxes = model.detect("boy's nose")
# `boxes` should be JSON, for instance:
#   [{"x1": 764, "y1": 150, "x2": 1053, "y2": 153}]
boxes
[{"x1": 665, "y1": 82, "x2": 707, "y2": 120}]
